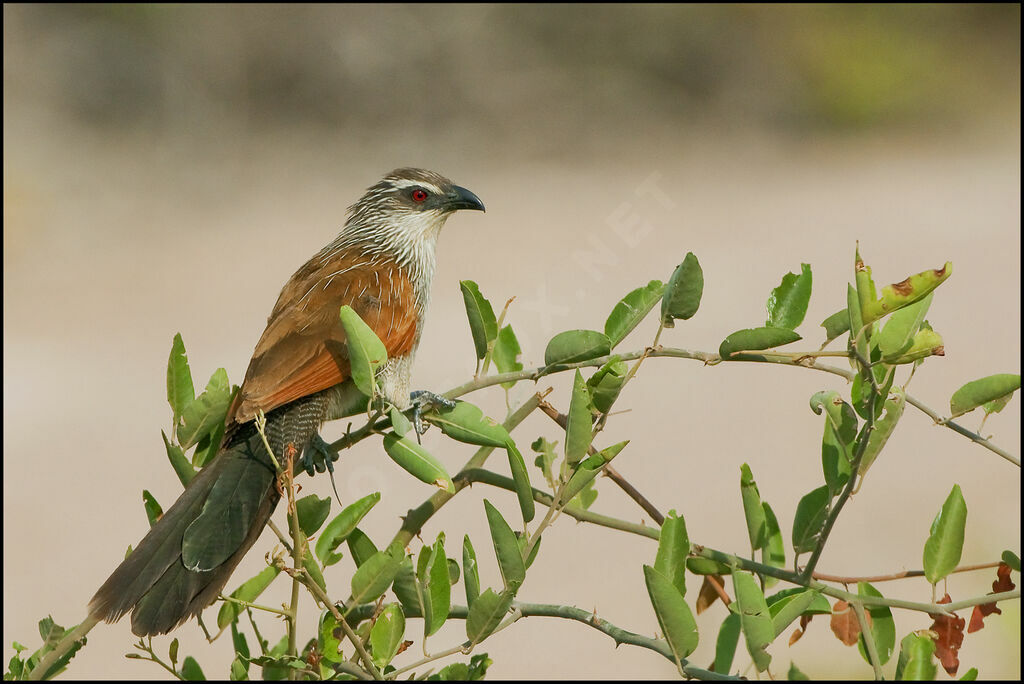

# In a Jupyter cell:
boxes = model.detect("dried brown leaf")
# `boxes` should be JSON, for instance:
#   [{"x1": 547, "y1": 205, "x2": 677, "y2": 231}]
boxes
[
  {"x1": 929, "y1": 594, "x2": 965, "y2": 676},
  {"x1": 696, "y1": 574, "x2": 725, "y2": 615},
  {"x1": 968, "y1": 563, "x2": 1015, "y2": 633},
  {"x1": 829, "y1": 600, "x2": 861, "y2": 646}
]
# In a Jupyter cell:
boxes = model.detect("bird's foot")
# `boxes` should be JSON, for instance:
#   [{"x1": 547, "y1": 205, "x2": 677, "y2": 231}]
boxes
[
  {"x1": 301, "y1": 433, "x2": 340, "y2": 477},
  {"x1": 408, "y1": 390, "x2": 457, "y2": 439}
]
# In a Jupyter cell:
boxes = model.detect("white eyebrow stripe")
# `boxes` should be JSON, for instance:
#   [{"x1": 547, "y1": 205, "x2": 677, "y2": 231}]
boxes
[{"x1": 389, "y1": 179, "x2": 444, "y2": 194}]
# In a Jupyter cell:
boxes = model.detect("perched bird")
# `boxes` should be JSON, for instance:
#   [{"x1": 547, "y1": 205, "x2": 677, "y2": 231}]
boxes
[{"x1": 89, "y1": 168, "x2": 485, "y2": 636}]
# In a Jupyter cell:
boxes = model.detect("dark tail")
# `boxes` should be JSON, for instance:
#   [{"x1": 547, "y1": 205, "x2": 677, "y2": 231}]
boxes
[{"x1": 88, "y1": 430, "x2": 279, "y2": 636}]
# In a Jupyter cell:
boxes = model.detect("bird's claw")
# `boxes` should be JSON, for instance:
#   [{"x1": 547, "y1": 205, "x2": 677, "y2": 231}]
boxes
[
  {"x1": 408, "y1": 390, "x2": 457, "y2": 440},
  {"x1": 301, "y1": 433, "x2": 339, "y2": 477}
]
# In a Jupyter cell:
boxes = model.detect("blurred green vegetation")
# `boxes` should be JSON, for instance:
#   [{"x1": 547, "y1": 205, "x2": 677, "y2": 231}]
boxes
[{"x1": 4, "y1": 4, "x2": 1019, "y2": 138}]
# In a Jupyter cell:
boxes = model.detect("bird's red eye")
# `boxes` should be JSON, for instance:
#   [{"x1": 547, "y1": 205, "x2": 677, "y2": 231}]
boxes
[{"x1": 412, "y1": 189, "x2": 428, "y2": 202}]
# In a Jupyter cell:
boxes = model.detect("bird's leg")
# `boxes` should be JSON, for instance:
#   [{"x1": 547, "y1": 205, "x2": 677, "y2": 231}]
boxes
[
  {"x1": 408, "y1": 390, "x2": 457, "y2": 439},
  {"x1": 301, "y1": 433, "x2": 344, "y2": 504},
  {"x1": 301, "y1": 433, "x2": 340, "y2": 477}
]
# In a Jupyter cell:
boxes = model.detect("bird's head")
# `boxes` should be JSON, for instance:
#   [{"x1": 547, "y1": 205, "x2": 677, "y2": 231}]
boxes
[{"x1": 345, "y1": 168, "x2": 485, "y2": 246}]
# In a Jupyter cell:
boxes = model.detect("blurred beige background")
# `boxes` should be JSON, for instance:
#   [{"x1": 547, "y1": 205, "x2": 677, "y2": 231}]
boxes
[{"x1": 4, "y1": 4, "x2": 1020, "y2": 680}]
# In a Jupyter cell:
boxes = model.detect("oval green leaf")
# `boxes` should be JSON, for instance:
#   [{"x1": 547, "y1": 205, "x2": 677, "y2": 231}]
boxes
[
  {"x1": 296, "y1": 494, "x2": 331, "y2": 538},
  {"x1": 949, "y1": 374, "x2": 1020, "y2": 418},
  {"x1": 720, "y1": 327, "x2": 802, "y2": 360},
  {"x1": 857, "y1": 582, "x2": 895, "y2": 666},
  {"x1": 463, "y1": 535, "x2": 480, "y2": 608},
  {"x1": 465, "y1": 588, "x2": 514, "y2": 645},
  {"x1": 792, "y1": 486, "x2": 830, "y2": 555},
  {"x1": 766, "y1": 263, "x2": 812, "y2": 331},
  {"x1": 427, "y1": 401, "x2": 511, "y2": 448},
  {"x1": 506, "y1": 443, "x2": 535, "y2": 523},
  {"x1": 339, "y1": 304, "x2": 388, "y2": 396},
  {"x1": 370, "y1": 603, "x2": 405, "y2": 668},
  {"x1": 732, "y1": 571, "x2": 772, "y2": 672},
  {"x1": 460, "y1": 280, "x2": 498, "y2": 360},
  {"x1": 654, "y1": 510, "x2": 690, "y2": 597},
  {"x1": 565, "y1": 370, "x2": 594, "y2": 466},
  {"x1": 923, "y1": 484, "x2": 967, "y2": 584},
  {"x1": 661, "y1": 252, "x2": 704, "y2": 326},
  {"x1": 605, "y1": 279, "x2": 665, "y2": 347},
  {"x1": 740, "y1": 464, "x2": 767, "y2": 551},
  {"x1": 382, "y1": 434, "x2": 455, "y2": 493},
  {"x1": 643, "y1": 565, "x2": 699, "y2": 660},
  {"x1": 350, "y1": 543, "x2": 403, "y2": 605},
  {"x1": 544, "y1": 329, "x2": 612, "y2": 366},
  {"x1": 315, "y1": 492, "x2": 381, "y2": 566},
  {"x1": 484, "y1": 500, "x2": 526, "y2": 591}
]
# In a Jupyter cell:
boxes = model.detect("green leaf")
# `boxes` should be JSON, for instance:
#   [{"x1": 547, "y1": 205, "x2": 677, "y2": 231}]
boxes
[
  {"x1": 484, "y1": 500, "x2": 526, "y2": 591},
  {"x1": 923, "y1": 484, "x2": 968, "y2": 584},
  {"x1": 959, "y1": 667, "x2": 979, "y2": 681},
  {"x1": 858, "y1": 387, "x2": 906, "y2": 483},
  {"x1": 492, "y1": 324, "x2": 523, "y2": 389},
  {"x1": 426, "y1": 401, "x2": 511, "y2": 448},
  {"x1": 460, "y1": 280, "x2": 498, "y2": 360},
  {"x1": 296, "y1": 494, "x2": 331, "y2": 538},
  {"x1": 586, "y1": 357, "x2": 627, "y2": 414},
  {"x1": 531, "y1": 436, "x2": 559, "y2": 490},
  {"x1": 217, "y1": 566, "x2": 281, "y2": 629},
  {"x1": 167, "y1": 333, "x2": 195, "y2": 425},
  {"x1": 949, "y1": 374, "x2": 1020, "y2": 418},
  {"x1": 713, "y1": 613, "x2": 741, "y2": 675},
  {"x1": 820, "y1": 308, "x2": 851, "y2": 345},
  {"x1": 142, "y1": 490, "x2": 163, "y2": 528},
  {"x1": 392, "y1": 556, "x2": 422, "y2": 616},
  {"x1": 792, "y1": 486, "x2": 830, "y2": 555},
  {"x1": 565, "y1": 370, "x2": 594, "y2": 466},
  {"x1": 765, "y1": 587, "x2": 832, "y2": 616},
  {"x1": 847, "y1": 283, "x2": 867, "y2": 361},
  {"x1": 810, "y1": 391, "x2": 857, "y2": 496},
  {"x1": 176, "y1": 368, "x2": 231, "y2": 449},
  {"x1": 686, "y1": 558, "x2": 732, "y2": 575},
  {"x1": 895, "y1": 633, "x2": 937, "y2": 680},
  {"x1": 347, "y1": 528, "x2": 379, "y2": 567},
  {"x1": 315, "y1": 492, "x2": 381, "y2": 566},
  {"x1": 1001, "y1": 550, "x2": 1020, "y2": 572},
  {"x1": 654, "y1": 510, "x2": 690, "y2": 597},
  {"x1": 740, "y1": 464, "x2": 767, "y2": 551},
  {"x1": 465, "y1": 588, "x2": 514, "y2": 645},
  {"x1": 732, "y1": 571, "x2": 773, "y2": 672},
  {"x1": 338, "y1": 304, "x2": 388, "y2": 396},
  {"x1": 788, "y1": 662, "x2": 810, "y2": 680},
  {"x1": 766, "y1": 263, "x2": 812, "y2": 330},
  {"x1": 761, "y1": 502, "x2": 785, "y2": 588},
  {"x1": 544, "y1": 329, "x2": 612, "y2": 366},
  {"x1": 160, "y1": 430, "x2": 195, "y2": 488},
  {"x1": 877, "y1": 293, "x2": 932, "y2": 358},
  {"x1": 881, "y1": 327, "x2": 944, "y2": 365},
  {"x1": 422, "y1": 537, "x2": 451, "y2": 636},
  {"x1": 463, "y1": 536, "x2": 480, "y2": 608},
  {"x1": 350, "y1": 543, "x2": 404, "y2": 605},
  {"x1": 768, "y1": 589, "x2": 820, "y2": 638},
  {"x1": 643, "y1": 565, "x2": 699, "y2": 660},
  {"x1": 319, "y1": 612, "x2": 346, "y2": 664},
  {"x1": 181, "y1": 656, "x2": 205, "y2": 680},
  {"x1": 605, "y1": 279, "x2": 665, "y2": 347},
  {"x1": 720, "y1": 327, "x2": 802, "y2": 360},
  {"x1": 561, "y1": 440, "x2": 628, "y2": 503},
  {"x1": 302, "y1": 546, "x2": 327, "y2": 592},
  {"x1": 861, "y1": 262, "x2": 952, "y2": 324},
  {"x1": 390, "y1": 406, "x2": 412, "y2": 437},
  {"x1": 370, "y1": 604, "x2": 405, "y2": 668},
  {"x1": 661, "y1": 253, "x2": 704, "y2": 326},
  {"x1": 382, "y1": 434, "x2": 455, "y2": 493},
  {"x1": 506, "y1": 443, "x2": 535, "y2": 523},
  {"x1": 856, "y1": 582, "x2": 895, "y2": 666}
]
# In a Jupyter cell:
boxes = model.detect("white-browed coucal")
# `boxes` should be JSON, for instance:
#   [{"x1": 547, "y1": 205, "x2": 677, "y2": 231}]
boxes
[{"x1": 89, "y1": 168, "x2": 485, "y2": 636}]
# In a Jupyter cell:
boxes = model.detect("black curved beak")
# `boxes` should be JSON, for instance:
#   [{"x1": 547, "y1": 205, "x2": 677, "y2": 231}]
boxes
[{"x1": 446, "y1": 185, "x2": 485, "y2": 212}]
